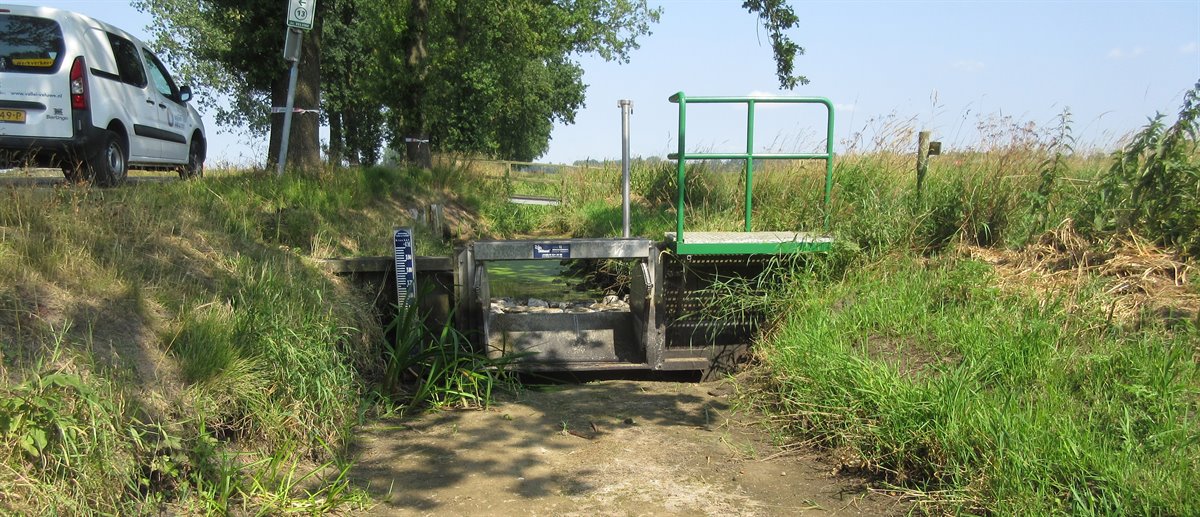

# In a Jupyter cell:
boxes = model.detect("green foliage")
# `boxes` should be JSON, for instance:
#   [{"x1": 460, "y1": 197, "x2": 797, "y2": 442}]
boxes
[
  {"x1": 741, "y1": 0, "x2": 808, "y2": 89},
  {"x1": 0, "y1": 167, "x2": 468, "y2": 512},
  {"x1": 361, "y1": 0, "x2": 661, "y2": 161},
  {"x1": 755, "y1": 256, "x2": 1200, "y2": 514},
  {"x1": 137, "y1": 0, "x2": 661, "y2": 163},
  {"x1": 1025, "y1": 107, "x2": 1076, "y2": 239},
  {"x1": 0, "y1": 369, "x2": 108, "y2": 459},
  {"x1": 136, "y1": 0, "x2": 811, "y2": 162},
  {"x1": 1078, "y1": 81, "x2": 1200, "y2": 259},
  {"x1": 382, "y1": 302, "x2": 521, "y2": 410}
]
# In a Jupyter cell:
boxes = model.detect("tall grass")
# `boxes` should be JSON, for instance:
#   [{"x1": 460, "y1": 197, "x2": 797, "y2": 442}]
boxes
[
  {"x1": 469, "y1": 107, "x2": 1114, "y2": 258},
  {"x1": 0, "y1": 166, "x2": 456, "y2": 512},
  {"x1": 381, "y1": 302, "x2": 522, "y2": 410},
  {"x1": 751, "y1": 255, "x2": 1199, "y2": 514}
]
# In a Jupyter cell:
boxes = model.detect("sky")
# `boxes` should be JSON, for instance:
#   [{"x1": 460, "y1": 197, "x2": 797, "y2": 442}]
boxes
[{"x1": 17, "y1": 0, "x2": 1200, "y2": 166}]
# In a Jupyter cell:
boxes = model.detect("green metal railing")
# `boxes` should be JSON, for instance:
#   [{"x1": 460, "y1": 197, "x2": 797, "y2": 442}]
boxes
[{"x1": 668, "y1": 92, "x2": 835, "y2": 251}]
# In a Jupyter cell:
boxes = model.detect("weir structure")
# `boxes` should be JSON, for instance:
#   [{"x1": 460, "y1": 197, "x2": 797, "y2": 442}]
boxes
[{"x1": 327, "y1": 93, "x2": 836, "y2": 378}]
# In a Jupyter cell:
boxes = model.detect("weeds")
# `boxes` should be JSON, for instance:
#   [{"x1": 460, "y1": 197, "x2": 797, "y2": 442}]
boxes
[
  {"x1": 753, "y1": 256, "x2": 1199, "y2": 514},
  {"x1": 383, "y1": 302, "x2": 521, "y2": 410},
  {"x1": 1079, "y1": 81, "x2": 1200, "y2": 259},
  {"x1": 0, "y1": 168, "x2": 431, "y2": 513}
]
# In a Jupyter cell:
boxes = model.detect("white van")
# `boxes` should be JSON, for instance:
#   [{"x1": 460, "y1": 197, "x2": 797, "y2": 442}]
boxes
[{"x1": 0, "y1": 4, "x2": 205, "y2": 185}]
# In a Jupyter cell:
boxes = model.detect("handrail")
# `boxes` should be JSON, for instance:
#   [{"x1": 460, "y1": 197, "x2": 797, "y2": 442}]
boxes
[{"x1": 668, "y1": 92, "x2": 835, "y2": 247}]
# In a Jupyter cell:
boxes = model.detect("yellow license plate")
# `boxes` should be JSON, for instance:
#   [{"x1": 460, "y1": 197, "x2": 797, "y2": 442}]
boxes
[{"x1": 0, "y1": 109, "x2": 26, "y2": 124}]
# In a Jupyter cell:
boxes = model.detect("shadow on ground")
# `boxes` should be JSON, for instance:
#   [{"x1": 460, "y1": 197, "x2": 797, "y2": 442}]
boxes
[{"x1": 350, "y1": 378, "x2": 908, "y2": 516}]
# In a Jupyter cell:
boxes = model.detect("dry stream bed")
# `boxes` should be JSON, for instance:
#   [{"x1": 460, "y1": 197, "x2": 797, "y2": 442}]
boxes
[{"x1": 351, "y1": 379, "x2": 907, "y2": 516}]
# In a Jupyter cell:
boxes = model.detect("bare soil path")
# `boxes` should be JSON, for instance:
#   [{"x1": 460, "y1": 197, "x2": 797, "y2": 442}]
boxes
[{"x1": 350, "y1": 377, "x2": 907, "y2": 516}]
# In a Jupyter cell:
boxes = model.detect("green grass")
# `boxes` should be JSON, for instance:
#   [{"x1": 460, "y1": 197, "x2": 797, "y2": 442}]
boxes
[
  {"x1": 751, "y1": 255, "x2": 1199, "y2": 514},
  {"x1": 2, "y1": 92, "x2": 1196, "y2": 514},
  {"x1": 0, "y1": 166, "x2": 457, "y2": 513}
]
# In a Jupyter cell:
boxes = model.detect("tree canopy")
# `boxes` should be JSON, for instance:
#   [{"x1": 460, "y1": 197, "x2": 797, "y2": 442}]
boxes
[{"x1": 134, "y1": 1, "x2": 806, "y2": 165}]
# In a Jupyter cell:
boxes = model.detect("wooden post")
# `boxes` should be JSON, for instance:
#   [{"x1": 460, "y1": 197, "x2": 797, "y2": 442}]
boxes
[{"x1": 916, "y1": 130, "x2": 931, "y2": 200}]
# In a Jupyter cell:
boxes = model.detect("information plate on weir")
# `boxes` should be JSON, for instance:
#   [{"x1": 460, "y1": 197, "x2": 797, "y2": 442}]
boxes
[
  {"x1": 393, "y1": 228, "x2": 415, "y2": 308},
  {"x1": 533, "y1": 243, "x2": 571, "y2": 259}
]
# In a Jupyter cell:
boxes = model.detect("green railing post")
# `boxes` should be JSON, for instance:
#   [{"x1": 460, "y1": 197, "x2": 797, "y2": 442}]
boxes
[
  {"x1": 674, "y1": 92, "x2": 687, "y2": 246},
  {"x1": 745, "y1": 100, "x2": 755, "y2": 232},
  {"x1": 823, "y1": 100, "x2": 835, "y2": 232},
  {"x1": 667, "y1": 93, "x2": 835, "y2": 253}
]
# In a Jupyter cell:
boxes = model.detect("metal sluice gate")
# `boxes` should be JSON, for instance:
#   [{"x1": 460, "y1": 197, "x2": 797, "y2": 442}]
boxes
[
  {"x1": 457, "y1": 238, "x2": 661, "y2": 371},
  {"x1": 330, "y1": 93, "x2": 837, "y2": 376},
  {"x1": 446, "y1": 238, "x2": 822, "y2": 375}
]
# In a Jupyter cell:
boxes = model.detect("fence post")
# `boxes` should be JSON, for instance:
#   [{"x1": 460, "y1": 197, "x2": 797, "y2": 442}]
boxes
[{"x1": 916, "y1": 130, "x2": 931, "y2": 201}]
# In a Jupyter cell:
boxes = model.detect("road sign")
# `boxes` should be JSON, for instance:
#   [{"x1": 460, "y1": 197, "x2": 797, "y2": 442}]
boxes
[
  {"x1": 282, "y1": 27, "x2": 302, "y2": 61},
  {"x1": 287, "y1": 0, "x2": 315, "y2": 30}
]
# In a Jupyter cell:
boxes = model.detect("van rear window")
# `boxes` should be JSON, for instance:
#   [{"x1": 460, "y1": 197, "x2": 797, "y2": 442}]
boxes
[{"x1": 0, "y1": 15, "x2": 65, "y2": 73}]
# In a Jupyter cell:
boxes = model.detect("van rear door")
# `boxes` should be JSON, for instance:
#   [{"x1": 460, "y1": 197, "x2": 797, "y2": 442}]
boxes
[{"x1": 0, "y1": 13, "x2": 73, "y2": 139}]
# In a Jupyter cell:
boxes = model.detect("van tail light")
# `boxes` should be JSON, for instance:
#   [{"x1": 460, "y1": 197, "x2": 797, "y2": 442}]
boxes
[{"x1": 69, "y1": 57, "x2": 87, "y2": 110}]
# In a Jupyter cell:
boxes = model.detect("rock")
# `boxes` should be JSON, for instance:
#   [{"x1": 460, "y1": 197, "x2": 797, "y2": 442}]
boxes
[{"x1": 489, "y1": 296, "x2": 630, "y2": 314}]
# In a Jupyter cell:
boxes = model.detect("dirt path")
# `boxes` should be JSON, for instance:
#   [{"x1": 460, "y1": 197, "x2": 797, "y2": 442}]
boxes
[{"x1": 350, "y1": 378, "x2": 906, "y2": 516}]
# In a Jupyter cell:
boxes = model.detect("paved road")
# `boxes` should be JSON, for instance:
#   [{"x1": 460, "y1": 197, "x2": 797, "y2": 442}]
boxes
[{"x1": 0, "y1": 174, "x2": 176, "y2": 188}]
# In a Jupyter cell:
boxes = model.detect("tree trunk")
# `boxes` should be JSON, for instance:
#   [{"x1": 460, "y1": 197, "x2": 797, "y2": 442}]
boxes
[
  {"x1": 289, "y1": 27, "x2": 322, "y2": 172},
  {"x1": 402, "y1": 0, "x2": 430, "y2": 168},
  {"x1": 266, "y1": 28, "x2": 322, "y2": 173}
]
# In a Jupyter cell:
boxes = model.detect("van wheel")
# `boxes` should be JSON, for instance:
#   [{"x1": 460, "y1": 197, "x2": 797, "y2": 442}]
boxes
[
  {"x1": 179, "y1": 138, "x2": 204, "y2": 179},
  {"x1": 90, "y1": 131, "x2": 127, "y2": 187}
]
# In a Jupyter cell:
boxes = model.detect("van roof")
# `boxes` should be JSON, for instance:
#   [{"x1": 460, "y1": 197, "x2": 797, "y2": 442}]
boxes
[{"x1": 0, "y1": 4, "x2": 142, "y2": 44}]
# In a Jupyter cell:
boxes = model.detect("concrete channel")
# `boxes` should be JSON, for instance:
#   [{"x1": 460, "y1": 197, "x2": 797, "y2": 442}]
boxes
[{"x1": 320, "y1": 239, "x2": 765, "y2": 378}]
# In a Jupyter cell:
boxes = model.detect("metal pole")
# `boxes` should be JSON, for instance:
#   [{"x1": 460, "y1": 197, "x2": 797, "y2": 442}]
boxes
[
  {"x1": 276, "y1": 29, "x2": 302, "y2": 176},
  {"x1": 619, "y1": 99, "x2": 633, "y2": 238},
  {"x1": 745, "y1": 100, "x2": 755, "y2": 232},
  {"x1": 674, "y1": 93, "x2": 687, "y2": 245}
]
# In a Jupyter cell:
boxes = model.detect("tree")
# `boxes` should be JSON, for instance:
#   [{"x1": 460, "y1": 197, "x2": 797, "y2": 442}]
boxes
[
  {"x1": 135, "y1": 0, "x2": 806, "y2": 166},
  {"x1": 322, "y1": 0, "x2": 387, "y2": 166},
  {"x1": 742, "y1": 0, "x2": 808, "y2": 89},
  {"x1": 360, "y1": 0, "x2": 660, "y2": 162},
  {"x1": 134, "y1": 0, "x2": 327, "y2": 171}
]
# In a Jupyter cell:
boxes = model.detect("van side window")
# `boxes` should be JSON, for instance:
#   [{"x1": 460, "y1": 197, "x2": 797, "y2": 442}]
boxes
[
  {"x1": 105, "y1": 33, "x2": 145, "y2": 87},
  {"x1": 141, "y1": 48, "x2": 178, "y2": 101}
]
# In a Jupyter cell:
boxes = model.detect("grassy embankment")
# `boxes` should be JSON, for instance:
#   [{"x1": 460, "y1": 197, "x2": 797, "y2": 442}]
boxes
[
  {"x1": 477, "y1": 101, "x2": 1199, "y2": 513},
  {"x1": 2, "y1": 91, "x2": 1197, "y2": 513},
  {"x1": 746, "y1": 97, "x2": 1200, "y2": 514},
  {"x1": 0, "y1": 165, "x2": 514, "y2": 513}
]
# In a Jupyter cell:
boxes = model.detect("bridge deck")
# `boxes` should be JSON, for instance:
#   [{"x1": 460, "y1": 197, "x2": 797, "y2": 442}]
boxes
[{"x1": 665, "y1": 231, "x2": 832, "y2": 255}]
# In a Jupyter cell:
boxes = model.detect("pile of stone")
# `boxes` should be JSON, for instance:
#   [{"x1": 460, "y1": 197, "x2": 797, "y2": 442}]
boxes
[{"x1": 490, "y1": 295, "x2": 630, "y2": 314}]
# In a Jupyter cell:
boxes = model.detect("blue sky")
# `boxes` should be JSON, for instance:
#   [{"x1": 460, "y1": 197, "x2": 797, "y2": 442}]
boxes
[{"x1": 24, "y1": 0, "x2": 1200, "y2": 165}]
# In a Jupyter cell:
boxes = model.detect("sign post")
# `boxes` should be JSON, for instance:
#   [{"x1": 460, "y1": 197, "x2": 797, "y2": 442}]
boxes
[{"x1": 276, "y1": 0, "x2": 316, "y2": 176}]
